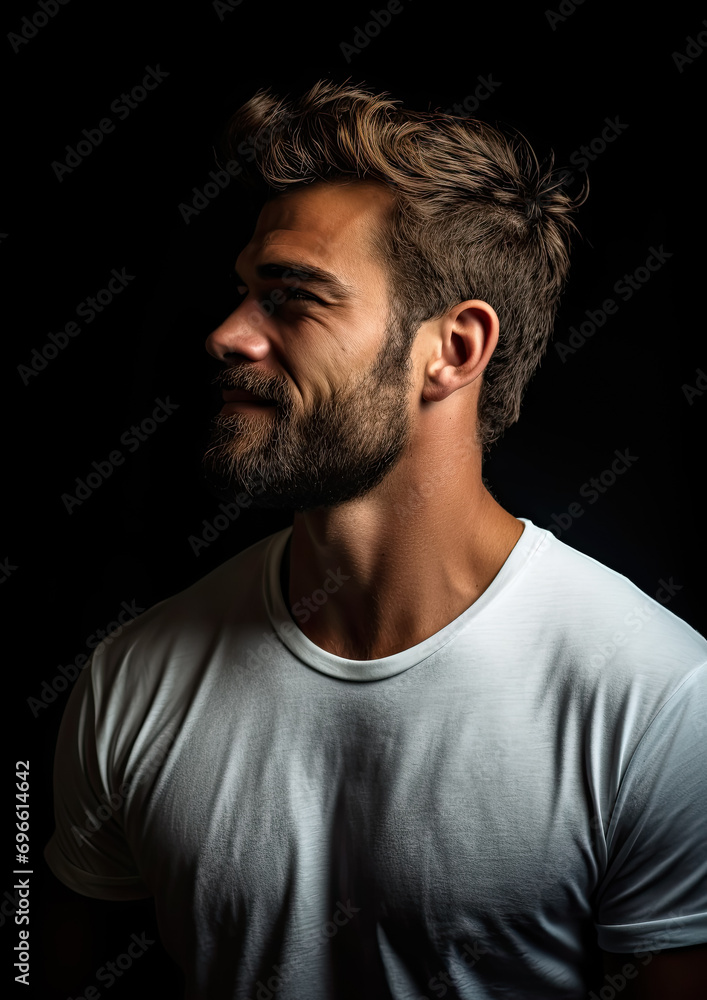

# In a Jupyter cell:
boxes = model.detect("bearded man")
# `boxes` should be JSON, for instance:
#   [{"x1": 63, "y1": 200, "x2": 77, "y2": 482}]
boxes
[{"x1": 45, "y1": 80, "x2": 707, "y2": 1000}]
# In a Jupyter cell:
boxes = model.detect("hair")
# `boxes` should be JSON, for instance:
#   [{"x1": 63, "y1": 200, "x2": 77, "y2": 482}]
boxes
[{"x1": 217, "y1": 79, "x2": 587, "y2": 452}]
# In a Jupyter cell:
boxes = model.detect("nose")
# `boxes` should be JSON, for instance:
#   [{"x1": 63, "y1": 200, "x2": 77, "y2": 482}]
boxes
[{"x1": 205, "y1": 301, "x2": 272, "y2": 364}]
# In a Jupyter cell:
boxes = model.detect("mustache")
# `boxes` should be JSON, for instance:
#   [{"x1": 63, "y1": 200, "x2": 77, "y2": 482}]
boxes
[{"x1": 212, "y1": 366, "x2": 288, "y2": 404}]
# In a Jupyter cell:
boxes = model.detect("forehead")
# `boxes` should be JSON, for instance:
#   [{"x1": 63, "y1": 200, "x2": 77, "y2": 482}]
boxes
[{"x1": 240, "y1": 180, "x2": 393, "y2": 277}]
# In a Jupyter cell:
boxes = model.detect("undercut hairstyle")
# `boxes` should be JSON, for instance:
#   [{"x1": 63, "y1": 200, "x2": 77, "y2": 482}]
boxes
[{"x1": 218, "y1": 79, "x2": 587, "y2": 452}]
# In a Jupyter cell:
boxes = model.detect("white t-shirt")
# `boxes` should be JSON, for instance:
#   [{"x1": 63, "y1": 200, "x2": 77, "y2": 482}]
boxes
[{"x1": 44, "y1": 518, "x2": 707, "y2": 999}]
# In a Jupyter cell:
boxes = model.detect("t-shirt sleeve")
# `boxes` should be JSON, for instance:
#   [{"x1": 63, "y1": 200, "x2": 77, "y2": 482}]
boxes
[
  {"x1": 594, "y1": 660, "x2": 707, "y2": 953},
  {"x1": 43, "y1": 653, "x2": 151, "y2": 900}
]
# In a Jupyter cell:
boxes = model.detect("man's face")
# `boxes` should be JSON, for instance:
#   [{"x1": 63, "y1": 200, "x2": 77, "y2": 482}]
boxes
[{"x1": 203, "y1": 180, "x2": 417, "y2": 511}]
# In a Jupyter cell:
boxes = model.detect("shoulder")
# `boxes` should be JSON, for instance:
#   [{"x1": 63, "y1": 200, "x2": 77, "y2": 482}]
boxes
[
  {"x1": 512, "y1": 520, "x2": 707, "y2": 709},
  {"x1": 522, "y1": 520, "x2": 705, "y2": 655},
  {"x1": 86, "y1": 526, "x2": 289, "y2": 698}
]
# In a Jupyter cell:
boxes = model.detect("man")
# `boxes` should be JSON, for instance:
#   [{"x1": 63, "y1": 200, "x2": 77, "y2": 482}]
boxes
[{"x1": 45, "y1": 80, "x2": 707, "y2": 999}]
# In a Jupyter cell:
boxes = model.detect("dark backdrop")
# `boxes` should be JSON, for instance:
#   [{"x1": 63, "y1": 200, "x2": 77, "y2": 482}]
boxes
[{"x1": 3, "y1": 1, "x2": 705, "y2": 997}]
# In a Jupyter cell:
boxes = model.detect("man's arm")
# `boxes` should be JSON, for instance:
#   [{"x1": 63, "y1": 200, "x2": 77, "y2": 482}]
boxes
[
  {"x1": 601, "y1": 944, "x2": 707, "y2": 998},
  {"x1": 44, "y1": 649, "x2": 152, "y2": 900}
]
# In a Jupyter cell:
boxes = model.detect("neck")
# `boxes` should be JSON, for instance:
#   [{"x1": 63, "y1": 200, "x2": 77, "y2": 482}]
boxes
[{"x1": 281, "y1": 453, "x2": 523, "y2": 660}]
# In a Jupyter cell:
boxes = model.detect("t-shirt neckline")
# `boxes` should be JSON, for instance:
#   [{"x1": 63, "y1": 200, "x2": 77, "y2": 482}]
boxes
[{"x1": 263, "y1": 518, "x2": 545, "y2": 681}]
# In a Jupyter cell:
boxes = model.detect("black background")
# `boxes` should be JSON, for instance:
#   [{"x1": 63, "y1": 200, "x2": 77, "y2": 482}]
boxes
[{"x1": 3, "y1": 0, "x2": 706, "y2": 997}]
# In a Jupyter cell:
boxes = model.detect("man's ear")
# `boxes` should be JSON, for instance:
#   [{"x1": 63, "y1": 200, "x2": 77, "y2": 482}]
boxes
[{"x1": 421, "y1": 300, "x2": 499, "y2": 403}]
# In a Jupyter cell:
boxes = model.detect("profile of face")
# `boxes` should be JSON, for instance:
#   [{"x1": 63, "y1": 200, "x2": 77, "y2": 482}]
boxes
[{"x1": 202, "y1": 181, "x2": 416, "y2": 511}]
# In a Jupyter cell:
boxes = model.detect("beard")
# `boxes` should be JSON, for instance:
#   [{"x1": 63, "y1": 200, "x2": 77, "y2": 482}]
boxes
[{"x1": 201, "y1": 316, "x2": 415, "y2": 511}]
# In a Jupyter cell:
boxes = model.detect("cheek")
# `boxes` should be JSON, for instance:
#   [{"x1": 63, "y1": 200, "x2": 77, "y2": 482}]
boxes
[
  {"x1": 285, "y1": 346, "x2": 339, "y2": 409},
  {"x1": 287, "y1": 321, "x2": 382, "y2": 403}
]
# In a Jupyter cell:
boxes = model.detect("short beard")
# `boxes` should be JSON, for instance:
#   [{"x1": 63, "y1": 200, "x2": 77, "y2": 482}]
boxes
[{"x1": 201, "y1": 313, "x2": 415, "y2": 511}]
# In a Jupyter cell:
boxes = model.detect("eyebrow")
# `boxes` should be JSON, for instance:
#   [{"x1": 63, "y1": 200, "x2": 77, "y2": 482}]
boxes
[{"x1": 234, "y1": 261, "x2": 354, "y2": 301}]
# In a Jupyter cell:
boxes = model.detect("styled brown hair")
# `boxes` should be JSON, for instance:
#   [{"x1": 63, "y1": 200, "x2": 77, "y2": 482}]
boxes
[{"x1": 218, "y1": 79, "x2": 587, "y2": 451}]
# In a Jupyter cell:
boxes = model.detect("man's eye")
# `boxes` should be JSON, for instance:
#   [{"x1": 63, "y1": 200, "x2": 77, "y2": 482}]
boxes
[
  {"x1": 229, "y1": 279, "x2": 320, "y2": 307},
  {"x1": 239, "y1": 287, "x2": 319, "y2": 304},
  {"x1": 284, "y1": 288, "x2": 317, "y2": 302}
]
